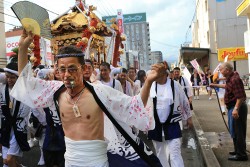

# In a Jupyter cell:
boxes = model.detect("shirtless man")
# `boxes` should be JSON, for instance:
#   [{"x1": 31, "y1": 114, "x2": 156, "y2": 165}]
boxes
[{"x1": 12, "y1": 30, "x2": 165, "y2": 167}]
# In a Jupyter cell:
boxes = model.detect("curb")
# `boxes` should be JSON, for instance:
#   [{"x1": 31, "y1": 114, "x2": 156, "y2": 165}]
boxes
[{"x1": 192, "y1": 111, "x2": 221, "y2": 167}]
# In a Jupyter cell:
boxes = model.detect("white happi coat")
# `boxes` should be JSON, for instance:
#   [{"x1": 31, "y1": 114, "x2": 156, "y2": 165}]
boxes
[
  {"x1": 10, "y1": 63, "x2": 156, "y2": 162},
  {"x1": 150, "y1": 80, "x2": 192, "y2": 123}
]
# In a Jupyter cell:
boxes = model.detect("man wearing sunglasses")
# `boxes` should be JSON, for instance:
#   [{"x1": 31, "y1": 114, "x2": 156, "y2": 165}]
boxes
[{"x1": 11, "y1": 30, "x2": 167, "y2": 167}]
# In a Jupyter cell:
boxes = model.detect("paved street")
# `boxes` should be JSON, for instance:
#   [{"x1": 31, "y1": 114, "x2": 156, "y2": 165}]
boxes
[{"x1": 0, "y1": 88, "x2": 250, "y2": 167}]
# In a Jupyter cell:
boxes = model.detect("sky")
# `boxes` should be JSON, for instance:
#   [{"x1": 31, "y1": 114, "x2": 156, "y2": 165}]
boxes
[{"x1": 3, "y1": 0, "x2": 196, "y2": 63}]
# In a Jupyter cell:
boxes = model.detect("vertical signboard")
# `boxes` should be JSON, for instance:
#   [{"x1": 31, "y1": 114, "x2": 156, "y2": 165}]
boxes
[{"x1": 117, "y1": 9, "x2": 124, "y2": 34}]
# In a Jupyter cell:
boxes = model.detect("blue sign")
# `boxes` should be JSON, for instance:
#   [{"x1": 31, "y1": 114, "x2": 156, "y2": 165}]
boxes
[{"x1": 102, "y1": 13, "x2": 146, "y2": 25}]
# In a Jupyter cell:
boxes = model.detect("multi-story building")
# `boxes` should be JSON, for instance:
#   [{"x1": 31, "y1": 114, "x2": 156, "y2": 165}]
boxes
[
  {"x1": 103, "y1": 12, "x2": 151, "y2": 70},
  {"x1": 180, "y1": 0, "x2": 248, "y2": 76},
  {"x1": 150, "y1": 51, "x2": 163, "y2": 65},
  {"x1": 237, "y1": 0, "x2": 250, "y2": 78},
  {"x1": 0, "y1": 0, "x2": 6, "y2": 68}
]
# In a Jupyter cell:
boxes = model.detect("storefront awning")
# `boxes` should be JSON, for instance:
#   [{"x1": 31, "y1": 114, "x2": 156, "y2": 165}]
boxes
[{"x1": 237, "y1": 0, "x2": 250, "y2": 16}]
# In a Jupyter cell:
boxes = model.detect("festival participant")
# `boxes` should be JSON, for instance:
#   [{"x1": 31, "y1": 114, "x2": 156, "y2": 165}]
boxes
[
  {"x1": 210, "y1": 62, "x2": 248, "y2": 161},
  {"x1": 128, "y1": 67, "x2": 140, "y2": 95},
  {"x1": 173, "y1": 67, "x2": 193, "y2": 111},
  {"x1": 99, "y1": 62, "x2": 123, "y2": 92},
  {"x1": 82, "y1": 59, "x2": 99, "y2": 83},
  {"x1": 0, "y1": 63, "x2": 31, "y2": 167},
  {"x1": 42, "y1": 69, "x2": 66, "y2": 167},
  {"x1": 148, "y1": 62, "x2": 192, "y2": 167},
  {"x1": 190, "y1": 69, "x2": 201, "y2": 100},
  {"x1": 137, "y1": 70, "x2": 147, "y2": 88},
  {"x1": 205, "y1": 69, "x2": 213, "y2": 100},
  {"x1": 117, "y1": 68, "x2": 133, "y2": 96},
  {"x1": 11, "y1": 30, "x2": 165, "y2": 167},
  {"x1": 213, "y1": 69, "x2": 227, "y2": 115},
  {"x1": 168, "y1": 70, "x2": 174, "y2": 80}
]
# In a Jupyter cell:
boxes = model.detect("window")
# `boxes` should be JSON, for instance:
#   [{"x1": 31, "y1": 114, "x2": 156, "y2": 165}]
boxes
[
  {"x1": 205, "y1": 0, "x2": 208, "y2": 12},
  {"x1": 207, "y1": 31, "x2": 210, "y2": 44}
]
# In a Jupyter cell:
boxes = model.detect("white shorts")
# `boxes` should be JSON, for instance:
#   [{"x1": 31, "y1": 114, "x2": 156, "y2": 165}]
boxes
[
  {"x1": 2, "y1": 131, "x2": 23, "y2": 159},
  {"x1": 218, "y1": 89, "x2": 225, "y2": 99}
]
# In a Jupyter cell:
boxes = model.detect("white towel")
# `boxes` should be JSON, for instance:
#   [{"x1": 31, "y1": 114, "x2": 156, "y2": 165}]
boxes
[{"x1": 64, "y1": 137, "x2": 108, "y2": 167}]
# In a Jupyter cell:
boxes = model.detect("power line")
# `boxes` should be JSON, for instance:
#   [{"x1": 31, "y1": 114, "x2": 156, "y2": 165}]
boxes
[
  {"x1": 97, "y1": 0, "x2": 114, "y2": 16},
  {"x1": 0, "y1": 20, "x2": 18, "y2": 27},
  {"x1": 151, "y1": 39, "x2": 179, "y2": 48},
  {"x1": 94, "y1": 0, "x2": 113, "y2": 17},
  {"x1": 102, "y1": 0, "x2": 117, "y2": 15},
  {"x1": 46, "y1": 9, "x2": 59, "y2": 16},
  {"x1": 0, "y1": 11, "x2": 17, "y2": 18},
  {"x1": 92, "y1": 1, "x2": 108, "y2": 17}
]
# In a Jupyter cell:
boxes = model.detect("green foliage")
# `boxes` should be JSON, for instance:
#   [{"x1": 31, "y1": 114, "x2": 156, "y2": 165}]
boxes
[
  {"x1": 9, "y1": 47, "x2": 18, "y2": 63},
  {"x1": 11, "y1": 47, "x2": 18, "y2": 55}
]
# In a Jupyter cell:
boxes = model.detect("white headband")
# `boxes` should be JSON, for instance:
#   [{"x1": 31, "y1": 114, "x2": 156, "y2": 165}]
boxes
[{"x1": 4, "y1": 68, "x2": 19, "y2": 76}]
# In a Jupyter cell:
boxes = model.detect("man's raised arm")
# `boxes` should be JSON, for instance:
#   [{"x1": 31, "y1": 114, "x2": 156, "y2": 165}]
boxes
[
  {"x1": 18, "y1": 30, "x2": 34, "y2": 75},
  {"x1": 140, "y1": 62, "x2": 167, "y2": 106}
]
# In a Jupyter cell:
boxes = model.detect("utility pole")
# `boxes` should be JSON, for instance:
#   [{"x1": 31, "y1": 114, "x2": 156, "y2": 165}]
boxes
[{"x1": 0, "y1": 0, "x2": 7, "y2": 67}]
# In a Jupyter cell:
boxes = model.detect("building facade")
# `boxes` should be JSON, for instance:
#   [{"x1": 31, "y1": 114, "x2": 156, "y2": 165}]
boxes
[
  {"x1": 0, "y1": 0, "x2": 7, "y2": 68},
  {"x1": 6, "y1": 28, "x2": 53, "y2": 65},
  {"x1": 103, "y1": 13, "x2": 151, "y2": 70},
  {"x1": 190, "y1": 0, "x2": 248, "y2": 76},
  {"x1": 237, "y1": 0, "x2": 250, "y2": 78},
  {"x1": 150, "y1": 51, "x2": 163, "y2": 64}
]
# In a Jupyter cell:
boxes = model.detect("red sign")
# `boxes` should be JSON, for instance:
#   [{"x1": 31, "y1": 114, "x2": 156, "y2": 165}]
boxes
[
  {"x1": 117, "y1": 19, "x2": 123, "y2": 33},
  {"x1": 47, "y1": 52, "x2": 52, "y2": 60},
  {"x1": 6, "y1": 42, "x2": 19, "y2": 48}
]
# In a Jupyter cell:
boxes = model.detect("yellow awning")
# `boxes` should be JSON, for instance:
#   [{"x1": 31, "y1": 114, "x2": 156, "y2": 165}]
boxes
[{"x1": 237, "y1": 0, "x2": 250, "y2": 16}]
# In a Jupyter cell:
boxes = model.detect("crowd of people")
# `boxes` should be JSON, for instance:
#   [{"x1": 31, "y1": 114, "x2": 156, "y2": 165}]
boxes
[{"x1": 0, "y1": 29, "x2": 247, "y2": 167}]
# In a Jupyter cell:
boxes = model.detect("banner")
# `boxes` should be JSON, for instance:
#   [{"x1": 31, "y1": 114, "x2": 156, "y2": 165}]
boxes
[
  {"x1": 217, "y1": 47, "x2": 248, "y2": 61},
  {"x1": 213, "y1": 63, "x2": 222, "y2": 74},
  {"x1": 190, "y1": 59, "x2": 205, "y2": 75},
  {"x1": 117, "y1": 9, "x2": 124, "y2": 34},
  {"x1": 182, "y1": 67, "x2": 192, "y2": 86}
]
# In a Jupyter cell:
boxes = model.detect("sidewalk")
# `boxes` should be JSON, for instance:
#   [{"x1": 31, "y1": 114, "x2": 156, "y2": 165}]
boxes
[{"x1": 192, "y1": 90, "x2": 250, "y2": 167}]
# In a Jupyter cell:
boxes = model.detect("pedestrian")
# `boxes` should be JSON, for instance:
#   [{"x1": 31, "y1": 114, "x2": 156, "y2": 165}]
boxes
[
  {"x1": 11, "y1": 30, "x2": 166, "y2": 167},
  {"x1": 190, "y1": 69, "x2": 201, "y2": 100},
  {"x1": 205, "y1": 69, "x2": 213, "y2": 100},
  {"x1": 210, "y1": 62, "x2": 248, "y2": 161}
]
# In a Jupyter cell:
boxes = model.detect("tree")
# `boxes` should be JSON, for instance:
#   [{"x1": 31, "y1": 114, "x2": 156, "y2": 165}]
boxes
[{"x1": 9, "y1": 47, "x2": 18, "y2": 63}]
